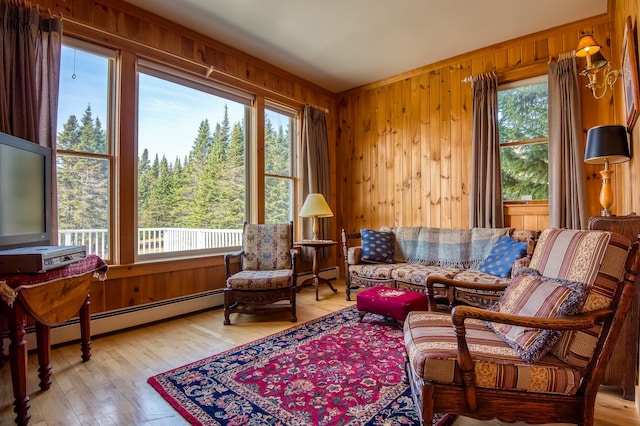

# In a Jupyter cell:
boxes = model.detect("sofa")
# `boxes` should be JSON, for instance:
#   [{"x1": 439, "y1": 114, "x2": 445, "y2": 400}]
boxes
[{"x1": 341, "y1": 226, "x2": 539, "y2": 308}]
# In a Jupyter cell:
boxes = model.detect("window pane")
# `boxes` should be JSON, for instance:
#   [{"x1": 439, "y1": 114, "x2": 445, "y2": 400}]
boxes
[
  {"x1": 265, "y1": 110, "x2": 292, "y2": 176},
  {"x1": 265, "y1": 108, "x2": 295, "y2": 224},
  {"x1": 57, "y1": 42, "x2": 113, "y2": 259},
  {"x1": 137, "y1": 72, "x2": 247, "y2": 256},
  {"x1": 265, "y1": 176, "x2": 293, "y2": 224},
  {"x1": 56, "y1": 156, "x2": 110, "y2": 253},
  {"x1": 498, "y1": 79, "x2": 548, "y2": 201},
  {"x1": 498, "y1": 82, "x2": 548, "y2": 144},
  {"x1": 58, "y1": 45, "x2": 110, "y2": 155},
  {"x1": 500, "y1": 142, "x2": 549, "y2": 201}
]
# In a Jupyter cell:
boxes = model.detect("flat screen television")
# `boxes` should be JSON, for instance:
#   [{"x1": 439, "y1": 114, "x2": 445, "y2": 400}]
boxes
[{"x1": 0, "y1": 131, "x2": 52, "y2": 250}]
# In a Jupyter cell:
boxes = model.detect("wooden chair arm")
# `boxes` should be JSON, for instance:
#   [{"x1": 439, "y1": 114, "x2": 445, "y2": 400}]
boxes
[
  {"x1": 224, "y1": 249, "x2": 244, "y2": 278},
  {"x1": 290, "y1": 248, "x2": 299, "y2": 288},
  {"x1": 426, "y1": 275, "x2": 508, "y2": 311},
  {"x1": 451, "y1": 305, "x2": 613, "y2": 331}
]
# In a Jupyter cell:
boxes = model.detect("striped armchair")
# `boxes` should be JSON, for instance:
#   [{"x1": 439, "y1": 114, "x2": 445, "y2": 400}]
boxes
[
  {"x1": 223, "y1": 222, "x2": 298, "y2": 325},
  {"x1": 403, "y1": 228, "x2": 640, "y2": 426}
]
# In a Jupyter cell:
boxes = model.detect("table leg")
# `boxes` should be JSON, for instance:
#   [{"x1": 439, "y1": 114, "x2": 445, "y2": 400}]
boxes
[
  {"x1": 80, "y1": 294, "x2": 91, "y2": 362},
  {"x1": 36, "y1": 322, "x2": 52, "y2": 390},
  {"x1": 311, "y1": 247, "x2": 337, "y2": 301},
  {"x1": 9, "y1": 303, "x2": 31, "y2": 426}
]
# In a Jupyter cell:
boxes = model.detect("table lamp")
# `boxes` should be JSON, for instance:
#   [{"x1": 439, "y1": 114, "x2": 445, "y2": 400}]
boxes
[
  {"x1": 584, "y1": 125, "x2": 630, "y2": 216},
  {"x1": 299, "y1": 193, "x2": 333, "y2": 240}
]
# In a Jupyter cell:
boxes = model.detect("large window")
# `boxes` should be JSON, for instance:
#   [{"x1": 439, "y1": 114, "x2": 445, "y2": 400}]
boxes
[
  {"x1": 56, "y1": 39, "x2": 299, "y2": 263},
  {"x1": 264, "y1": 105, "x2": 296, "y2": 224},
  {"x1": 498, "y1": 77, "x2": 549, "y2": 201},
  {"x1": 56, "y1": 39, "x2": 114, "y2": 259},
  {"x1": 137, "y1": 64, "x2": 251, "y2": 257}
]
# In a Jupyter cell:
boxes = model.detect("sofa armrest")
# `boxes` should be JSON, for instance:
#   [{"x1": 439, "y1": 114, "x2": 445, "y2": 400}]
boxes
[
  {"x1": 347, "y1": 246, "x2": 363, "y2": 265},
  {"x1": 426, "y1": 275, "x2": 508, "y2": 311}
]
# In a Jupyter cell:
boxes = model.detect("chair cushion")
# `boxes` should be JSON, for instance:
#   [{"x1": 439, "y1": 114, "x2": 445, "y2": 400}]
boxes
[
  {"x1": 349, "y1": 263, "x2": 399, "y2": 280},
  {"x1": 486, "y1": 268, "x2": 587, "y2": 363},
  {"x1": 477, "y1": 235, "x2": 528, "y2": 278},
  {"x1": 242, "y1": 223, "x2": 292, "y2": 270},
  {"x1": 549, "y1": 232, "x2": 631, "y2": 367},
  {"x1": 404, "y1": 311, "x2": 582, "y2": 395},
  {"x1": 528, "y1": 228, "x2": 609, "y2": 285},
  {"x1": 391, "y1": 264, "x2": 461, "y2": 285},
  {"x1": 451, "y1": 268, "x2": 511, "y2": 286},
  {"x1": 226, "y1": 269, "x2": 293, "y2": 290},
  {"x1": 361, "y1": 228, "x2": 395, "y2": 264}
]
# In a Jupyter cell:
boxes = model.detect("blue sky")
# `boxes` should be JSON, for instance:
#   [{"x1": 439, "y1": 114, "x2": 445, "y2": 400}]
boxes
[{"x1": 57, "y1": 45, "x2": 247, "y2": 163}]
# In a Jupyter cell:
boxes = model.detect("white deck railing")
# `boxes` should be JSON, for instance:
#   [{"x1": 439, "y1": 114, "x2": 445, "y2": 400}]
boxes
[{"x1": 58, "y1": 228, "x2": 243, "y2": 258}]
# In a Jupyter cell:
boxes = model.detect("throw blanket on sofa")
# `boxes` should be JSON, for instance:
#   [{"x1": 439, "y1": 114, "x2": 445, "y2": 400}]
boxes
[{"x1": 389, "y1": 227, "x2": 510, "y2": 268}]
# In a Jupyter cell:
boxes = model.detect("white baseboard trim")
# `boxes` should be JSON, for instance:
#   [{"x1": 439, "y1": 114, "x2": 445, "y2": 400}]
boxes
[{"x1": 1, "y1": 266, "x2": 340, "y2": 352}]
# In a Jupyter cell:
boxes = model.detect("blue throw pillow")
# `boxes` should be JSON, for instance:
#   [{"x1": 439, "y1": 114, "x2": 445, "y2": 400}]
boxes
[
  {"x1": 477, "y1": 235, "x2": 528, "y2": 278},
  {"x1": 361, "y1": 228, "x2": 395, "y2": 264}
]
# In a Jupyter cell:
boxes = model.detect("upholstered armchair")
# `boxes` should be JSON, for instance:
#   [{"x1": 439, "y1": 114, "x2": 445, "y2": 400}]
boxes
[
  {"x1": 223, "y1": 222, "x2": 298, "y2": 325},
  {"x1": 404, "y1": 228, "x2": 640, "y2": 426}
]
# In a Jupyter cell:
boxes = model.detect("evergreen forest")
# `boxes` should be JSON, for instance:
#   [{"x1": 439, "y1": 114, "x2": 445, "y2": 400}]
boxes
[{"x1": 57, "y1": 104, "x2": 292, "y2": 235}]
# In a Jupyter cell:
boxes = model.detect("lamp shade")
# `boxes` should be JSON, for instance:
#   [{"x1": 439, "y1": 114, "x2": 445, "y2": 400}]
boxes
[
  {"x1": 584, "y1": 125, "x2": 630, "y2": 165},
  {"x1": 584, "y1": 51, "x2": 608, "y2": 71},
  {"x1": 575, "y1": 34, "x2": 601, "y2": 57},
  {"x1": 299, "y1": 193, "x2": 333, "y2": 218}
]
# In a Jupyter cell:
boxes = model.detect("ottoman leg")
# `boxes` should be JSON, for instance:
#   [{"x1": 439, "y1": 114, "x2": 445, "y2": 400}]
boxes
[{"x1": 358, "y1": 311, "x2": 367, "y2": 322}]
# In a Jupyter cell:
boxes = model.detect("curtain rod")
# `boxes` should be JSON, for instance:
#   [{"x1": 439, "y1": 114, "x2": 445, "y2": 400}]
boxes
[
  {"x1": 306, "y1": 104, "x2": 329, "y2": 114},
  {"x1": 63, "y1": 17, "x2": 326, "y2": 112},
  {"x1": 461, "y1": 52, "x2": 574, "y2": 84},
  {"x1": 462, "y1": 70, "x2": 497, "y2": 83}
]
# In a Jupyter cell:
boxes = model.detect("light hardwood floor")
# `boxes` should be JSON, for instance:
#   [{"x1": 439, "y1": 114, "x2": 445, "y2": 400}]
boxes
[{"x1": 0, "y1": 279, "x2": 638, "y2": 425}]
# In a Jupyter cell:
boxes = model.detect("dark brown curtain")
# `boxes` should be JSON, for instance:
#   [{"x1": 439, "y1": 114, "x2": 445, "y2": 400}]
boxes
[
  {"x1": 0, "y1": 1, "x2": 62, "y2": 235},
  {"x1": 548, "y1": 53, "x2": 588, "y2": 229},
  {"x1": 301, "y1": 106, "x2": 330, "y2": 256},
  {"x1": 470, "y1": 74, "x2": 504, "y2": 228}
]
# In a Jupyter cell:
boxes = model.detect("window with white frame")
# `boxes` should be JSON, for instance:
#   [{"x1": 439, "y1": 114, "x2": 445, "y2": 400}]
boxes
[
  {"x1": 136, "y1": 63, "x2": 252, "y2": 257},
  {"x1": 498, "y1": 76, "x2": 549, "y2": 202},
  {"x1": 56, "y1": 38, "x2": 114, "y2": 260}
]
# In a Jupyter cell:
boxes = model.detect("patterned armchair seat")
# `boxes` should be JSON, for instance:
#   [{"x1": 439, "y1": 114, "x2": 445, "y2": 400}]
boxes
[{"x1": 223, "y1": 222, "x2": 298, "y2": 325}]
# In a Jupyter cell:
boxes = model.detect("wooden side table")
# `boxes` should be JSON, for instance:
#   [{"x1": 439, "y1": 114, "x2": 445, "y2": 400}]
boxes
[
  {"x1": 0, "y1": 255, "x2": 107, "y2": 425},
  {"x1": 295, "y1": 240, "x2": 338, "y2": 301}
]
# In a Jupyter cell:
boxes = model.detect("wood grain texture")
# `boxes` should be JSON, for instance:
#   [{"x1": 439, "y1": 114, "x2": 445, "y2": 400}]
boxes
[{"x1": 337, "y1": 14, "x2": 620, "y2": 234}]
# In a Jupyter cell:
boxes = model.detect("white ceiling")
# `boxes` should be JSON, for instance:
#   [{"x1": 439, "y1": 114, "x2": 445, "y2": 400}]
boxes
[{"x1": 124, "y1": 0, "x2": 607, "y2": 93}]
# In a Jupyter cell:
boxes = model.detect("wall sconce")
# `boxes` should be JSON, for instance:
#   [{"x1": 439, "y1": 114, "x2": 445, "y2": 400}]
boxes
[
  {"x1": 299, "y1": 193, "x2": 333, "y2": 240},
  {"x1": 584, "y1": 125, "x2": 630, "y2": 216},
  {"x1": 575, "y1": 34, "x2": 621, "y2": 99}
]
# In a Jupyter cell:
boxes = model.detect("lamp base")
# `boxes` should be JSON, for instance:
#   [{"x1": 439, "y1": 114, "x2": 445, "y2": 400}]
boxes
[{"x1": 601, "y1": 208, "x2": 613, "y2": 217}]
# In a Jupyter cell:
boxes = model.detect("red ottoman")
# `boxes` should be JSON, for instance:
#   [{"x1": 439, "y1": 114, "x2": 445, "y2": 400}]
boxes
[{"x1": 356, "y1": 286, "x2": 428, "y2": 322}]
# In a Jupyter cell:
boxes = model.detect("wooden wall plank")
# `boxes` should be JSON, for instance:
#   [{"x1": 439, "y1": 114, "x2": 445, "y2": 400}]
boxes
[{"x1": 410, "y1": 76, "x2": 423, "y2": 227}]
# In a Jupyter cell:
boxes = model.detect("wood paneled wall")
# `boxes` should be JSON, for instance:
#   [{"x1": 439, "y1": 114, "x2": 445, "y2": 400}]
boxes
[{"x1": 336, "y1": 14, "x2": 620, "y2": 235}]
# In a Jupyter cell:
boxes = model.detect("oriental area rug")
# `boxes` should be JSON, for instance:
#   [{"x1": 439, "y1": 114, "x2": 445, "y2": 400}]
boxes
[{"x1": 148, "y1": 306, "x2": 454, "y2": 426}]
